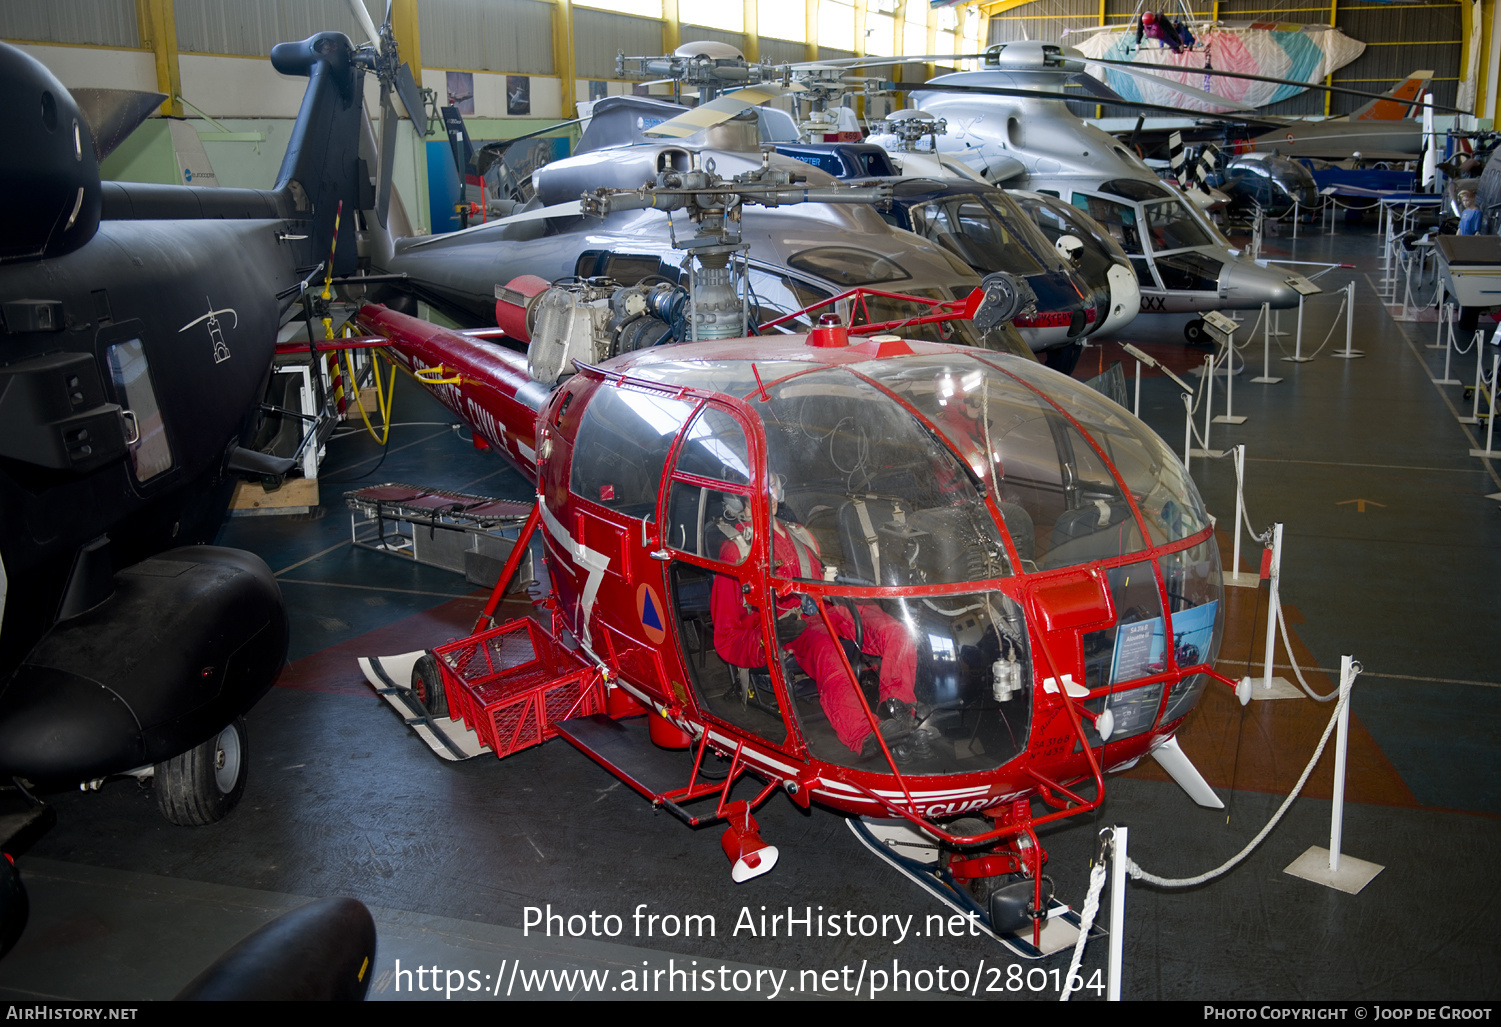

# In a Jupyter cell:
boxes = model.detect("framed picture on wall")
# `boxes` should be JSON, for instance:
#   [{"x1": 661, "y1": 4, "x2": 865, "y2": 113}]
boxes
[
  {"x1": 507, "y1": 75, "x2": 531, "y2": 116},
  {"x1": 445, "y1": 71, "x2": 474, "y2": 115}
]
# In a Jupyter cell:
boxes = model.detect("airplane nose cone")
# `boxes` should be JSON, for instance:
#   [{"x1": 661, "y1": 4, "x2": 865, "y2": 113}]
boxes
[{"x1": 1220, "y1": 258, "x2": 1320, "y2": 309}]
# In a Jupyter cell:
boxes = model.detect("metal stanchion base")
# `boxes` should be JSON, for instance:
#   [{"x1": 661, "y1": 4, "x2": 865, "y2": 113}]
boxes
[
  {"x1": 1284, "y1": 846, "x2": 1384, "y2": 895},
  {"x1": 1189, "y1": 448, "x2": 1225, "y2": 458},
  {"x1": 1458, "y1": 416, "x2": 1481, "y2": 425},
  {"x1": 1221, "y1": 571, "x2": 1260, "y2": 589},
  {"x1": 1431, "y1": 377, "x2": 1462, "y2": 385},
  {"x1": 1250, "y1": 375, "x2": 1283, "y2": 384},
  {"x1": 1468, "y1": 447, "x2": 1498, "y2": 458},
  {"x1": 1487, "y1": 491, "x2": 1501, "y2": 502},
  {"x1": 1280, "y1": 356, "x2": 1315, "y2": 363},
  {"x1": 1213, "y1": 414, "x2": 1248, "y2": 424},
  {"x1": 1247, "y1": 676, "x2": 1303, "y2": 700},
  {"x1": 1330, "y1": 350, "x2": 1365, "y2": 359}
]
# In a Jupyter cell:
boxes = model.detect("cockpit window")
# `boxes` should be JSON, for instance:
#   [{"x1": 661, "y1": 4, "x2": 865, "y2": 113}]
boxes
[
  {"x1": 569, "y1": 385, "x2": 695, "y2": 516},
  {"x1": 1072, "y1": 193, "x2": 1143, "y2": 254},
  {"x1": 998, "y1": 359, "x2": 1211, "y2": 545},
  {"x1": 1101, "y1": 178, "x2": 1171, "y2": 201},
  {"x1": 1142, "y1": 198, "x2": 1213, "y2": 251},
  {"x1": 860, "y1": 356, "x2": 1156, "y2": 569},
  {"x1": 753, "y1": 369, "x2": 1009, "y2": 587},
  {"x1": 786, "y1": 247, "x2": 912, "y2": 286},
  {"x1": 905, "y1": 195, "x2": 1046, "y2": 275}
]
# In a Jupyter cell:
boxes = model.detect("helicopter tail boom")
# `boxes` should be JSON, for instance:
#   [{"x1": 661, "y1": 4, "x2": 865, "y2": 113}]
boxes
[{"x1": 356, "y1": 303, "x2": 548, "y2": 481}]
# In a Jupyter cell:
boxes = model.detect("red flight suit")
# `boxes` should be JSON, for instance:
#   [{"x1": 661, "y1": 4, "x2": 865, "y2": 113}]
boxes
[{"x1": 711, "y1": 517, "x2": 917, "y2": 753}]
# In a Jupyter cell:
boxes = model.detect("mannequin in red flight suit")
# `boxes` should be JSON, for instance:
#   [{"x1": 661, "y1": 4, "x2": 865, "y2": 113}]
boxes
[{"x1": 710, "y1": 474, "x2": 918, "y2": 756}]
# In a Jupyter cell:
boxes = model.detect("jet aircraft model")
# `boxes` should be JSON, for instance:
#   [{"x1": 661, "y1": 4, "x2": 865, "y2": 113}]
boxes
[
  {"x1": 0, "y1": 30, "x2": 377, "y2": 826},
  {"x1": 352, "y1": 274, "x2": 1238, "y2": 952}
]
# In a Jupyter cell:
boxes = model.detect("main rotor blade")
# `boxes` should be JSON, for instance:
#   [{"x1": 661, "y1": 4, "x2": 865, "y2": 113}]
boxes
[
  {"x1": 1087, "y1": 56, "x2": 1466, "y2": 115},
  {"x1": 645, "y1": 82, "x2": 801, "y2": 138},
  {"x1": 395, "y1": 61, "x2": 426, "y2": 128},
  {"x1": 375, "y1": 87, "x2": 397, "y2": 229},
  {"x1": 345, "y1": 0, "x2": 380, "y2": 46},
  {"x1": 906, "y1": 80, "x2": 1251, "y2": 123},
  {"x1": 402, "y1": 199, "x2": 585, "y2": 249}
]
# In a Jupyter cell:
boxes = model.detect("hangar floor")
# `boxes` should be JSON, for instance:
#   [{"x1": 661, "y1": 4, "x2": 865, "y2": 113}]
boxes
[{"x1": 2, "y1": 220, "x2": 1498, "y2": 1003}]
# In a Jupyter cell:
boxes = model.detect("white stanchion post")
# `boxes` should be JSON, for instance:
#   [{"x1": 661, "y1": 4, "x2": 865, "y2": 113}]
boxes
[
  {"x1": 1263, "y1": 522, "x2": 1282, "y2": 691},
  {"x1": 1401, "y1": 245, "x2": 1415, "y2": 319},
  {"x1": 1471, "y1": 349, "x2": 1501, "y2": 457},
  {"x1": 1329, "y1": 656, "x2": 1354, "y2": 873},
  {"x1": 1282, "y1": 293, "x2": 1312, "y2": 362},
  {"x1": 1283, "y1": 656, "x2": 1384, "y2": 893},
  {"x1": 1183, "y1": 393, "x2": 1194, "y2": 473},
  {"x1": 1133, "y1": 358, "x2": 1142, "y2": 418},
  {"x1": 1108, "y1": 826, "x2": 1127, "y2": 1002},
  {"x1": 1332, "y1": 282, "x2": 1363, "y2": 359},
  {"x1": 1253, "y1": 301, "x2": 1282, "y2": 384},
  {"x1": 1223, "y1": 445, "x2": 1258, "y2": 588},
  {"x1": 1430, "y1": 282, "x2": 1448, "y2": 348},
  {"x1": 1192, "y1": 352, "x2": 1222, "y2": 458},
  {"x1": 1433, "y1": 306, "x2": 1461, "y2": 386},
  {"x1": 1249, "y1": 522, "x2": 1297, "y2": 700},
  {"x1": 1214, "y1": 332, "x2": 1246, "y2": 424},
  {"x1": 1462, "y1": 332, "x2": 1486, "y2": 425},
  {"x1": 1292, "y1": 197, "x2": 1300, "y2": 240}
]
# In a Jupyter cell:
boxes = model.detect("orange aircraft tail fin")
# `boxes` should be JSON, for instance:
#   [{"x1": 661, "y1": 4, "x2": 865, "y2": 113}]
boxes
[{"x1": 1351, "y1": 70, "x2": 1434, "y2": 120}]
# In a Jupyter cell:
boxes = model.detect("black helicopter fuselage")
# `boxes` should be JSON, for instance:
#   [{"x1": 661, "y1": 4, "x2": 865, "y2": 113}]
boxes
[{"x1": 0, "y1": 32, "x2": 364, "y2": 785}]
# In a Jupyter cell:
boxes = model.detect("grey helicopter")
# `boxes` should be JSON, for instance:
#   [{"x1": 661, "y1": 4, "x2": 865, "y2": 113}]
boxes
[
  {"x1": 770, "y1": 108, "x2": 1141, "y2": 341},
  {"x1": 360, "y1": 94, "x2": 1052, "y2": 362},
  {"x1": 626, "y1": 41, "x2": 1323, "y2": 341}
]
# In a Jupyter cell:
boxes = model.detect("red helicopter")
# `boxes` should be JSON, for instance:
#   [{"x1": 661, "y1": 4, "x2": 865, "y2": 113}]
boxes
[{"x1": 346, "y1": 266, "x2": 1234, "y2": 957}]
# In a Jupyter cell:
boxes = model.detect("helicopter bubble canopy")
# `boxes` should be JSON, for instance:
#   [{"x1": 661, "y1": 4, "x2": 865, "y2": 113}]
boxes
[{"x1": 593, "y1": 342, "x2": 1223, "y2": 772}]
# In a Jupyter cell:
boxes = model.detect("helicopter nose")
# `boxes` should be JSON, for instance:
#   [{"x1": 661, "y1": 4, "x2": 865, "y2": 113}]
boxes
[{"x1": 1220, "y1": 258, "x2": 1319, "y2": 309}]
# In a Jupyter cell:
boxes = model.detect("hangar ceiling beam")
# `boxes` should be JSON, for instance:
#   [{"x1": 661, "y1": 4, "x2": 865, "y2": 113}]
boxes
[
  {"x1": 553, "y1": 0, "x2": 575, "y2": 114},
  {"x1": 744, "y1": 0, "x2": 759, "y2": 61},
  {"x1": 135, "y1": 0, "x2": 180, "y2": 117},
  {"x1": 662, "y1": 0, "x2": 680, "y2": 57},
  {"x1": 392, "y1": 0, "x2": 421, "y2": 91}
]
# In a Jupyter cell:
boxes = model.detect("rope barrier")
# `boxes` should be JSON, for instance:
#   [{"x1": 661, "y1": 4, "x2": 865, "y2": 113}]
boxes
[
  {"x1": 1126, "y1": 684, "x2": 1355, "y2": 889},
  {"x1": 1060, "y1": 854, "x2": 1109, "y2": 1003}
]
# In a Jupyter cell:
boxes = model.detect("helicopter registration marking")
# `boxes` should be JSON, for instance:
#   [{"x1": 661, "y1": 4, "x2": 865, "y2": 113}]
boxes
[{"x1": 540, "y1": 502, "x2": 610, "y2": 648}]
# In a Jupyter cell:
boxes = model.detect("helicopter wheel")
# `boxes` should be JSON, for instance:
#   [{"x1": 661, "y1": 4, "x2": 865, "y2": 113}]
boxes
[
  {"x1": 155, "y1": 717, "x2": 249, "y2": 826},
  {"x1": 1184, "y1": 318, "x2": 1208, "y2": 344},
  {"x1": 411, "y1": 653, "x2": 449, "y2": 720}
]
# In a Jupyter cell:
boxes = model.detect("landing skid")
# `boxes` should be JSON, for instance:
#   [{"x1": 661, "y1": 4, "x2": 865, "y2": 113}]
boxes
[
  {"x1": 358, "y1": 652, "x2": 490, "y2": 762},
  {"x1": 846, "y1": 818, "x2": 1102, "y2": 960}
]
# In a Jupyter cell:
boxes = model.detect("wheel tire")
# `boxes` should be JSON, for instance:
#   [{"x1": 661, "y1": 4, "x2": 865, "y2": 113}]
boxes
[
  {"x1": 155, "y1": 717, "x2": 248, "y2": 826},
  {"x1": 411, "y1": 653, "x2": 449, "y2": 720},
  {"x1": 1184, "y1": 319, "x2": 1207, "y2": 344},
  {"x1": 941, "y1": 817, "x2": 997, "y2": 852}
]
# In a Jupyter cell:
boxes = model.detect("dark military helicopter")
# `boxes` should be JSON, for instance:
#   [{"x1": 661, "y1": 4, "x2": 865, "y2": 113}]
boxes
[{"x1": 0, "y1": 29, "x2": 378, "y2": 829}]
